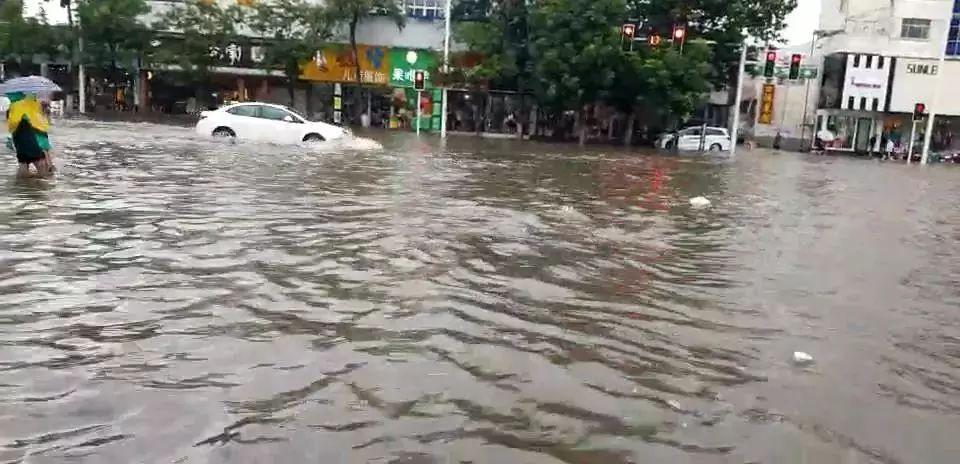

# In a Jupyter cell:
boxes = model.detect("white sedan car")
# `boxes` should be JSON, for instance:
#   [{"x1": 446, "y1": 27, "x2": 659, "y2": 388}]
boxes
[
  {"x1": 196, "y1": 102, "x2": 348, "y2": 144},
  {"x1": 657, "y1": 126, "x2": 731, "y2": 152}
]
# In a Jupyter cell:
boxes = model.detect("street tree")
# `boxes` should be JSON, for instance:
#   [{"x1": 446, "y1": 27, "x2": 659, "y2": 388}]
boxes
[
  {"x1": 77, "y1": 0, "x2": 152, "y2": 83},
  {"x1": 154, "y1": 0, "x2": 244, "y2": 102},
  {"x1": 610, "y1": 44, "x2": 712, "y2": 145},
  {"x1": 626, "y1": 0, "x2": 797, "y2": 86},
  {"x1": 245, "y1": 0, "x2": 334, "y2": 110},
  {"x1": 326, "y1": 0, "x2": 404, "y2": 118},
  {"x1": 0, "y1": 0, "x2": 67, "y2": 72},
  {"x1": 529, "y1": 0, "x2": 625, "y2": 145},
  {"x1": 455, "y1": 0, "x2": 531, "y2": 92}
]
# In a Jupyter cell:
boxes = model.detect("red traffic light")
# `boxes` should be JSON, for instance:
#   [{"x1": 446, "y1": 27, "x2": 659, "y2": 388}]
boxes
[
  {"x1": 414, "y1": 70, "x2": 425, "y2": 90},
  {"x1": 915, "y1": 103, "x2": 926, "y2": 113},
  {"x1": 791, "y1": 53, "x2": 802, "y2": 64},
  {"x1": 766, "y1": 51, "x2": 777, "y2": 62},
  {"x1": 673, "y1": 25, "x2": 686, "y2": 40}
]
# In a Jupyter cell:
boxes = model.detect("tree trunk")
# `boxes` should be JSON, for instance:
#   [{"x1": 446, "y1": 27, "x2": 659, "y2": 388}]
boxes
[
  {"x1": 577, "y1": 110, "x2": 587, "y2": 146},
  {"x1": 624, "y1": 111, "x2": 636, "y2": 146},
  {"x1": 287, "y1": 79, "x2": 296, "y2": 107},
  {"x1": 607, "y1": 112, "x2": 616, "y2": 140},
  {"x1": 306, "y1": 83, "x2": 314, "y2": 117},
  {"x1": 350, "y1": 15, "x2": 361, "y2": 124}
]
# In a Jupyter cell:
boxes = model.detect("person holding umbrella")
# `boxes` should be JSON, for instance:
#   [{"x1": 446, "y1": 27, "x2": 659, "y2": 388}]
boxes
[{"x1": 0, "y1": 76, "x2": 60, "y2": 177}]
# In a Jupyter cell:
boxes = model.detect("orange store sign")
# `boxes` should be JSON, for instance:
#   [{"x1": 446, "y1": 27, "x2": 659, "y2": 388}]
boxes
[
  {"x1": 300, "y1": 45, "x2": 390, "y2": 85},
  {"x1": 759, "y1": 84, "x2": 775, "y2": 125}
]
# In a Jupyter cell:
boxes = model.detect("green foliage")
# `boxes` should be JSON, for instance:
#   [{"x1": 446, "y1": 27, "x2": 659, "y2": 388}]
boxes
[
  {"x1": 626, "y1": 0, "x2": 798, "y2": 86},
  {"x1": 453, "y1": 0, "x2": 531, "y2": 91},
  {"x1": 153, "y1": 0, "x2": 244, "y2": 82},
  {"x1": 529, "y1": 0, "x2": 624, "y2": 112},
  {"x1": 326, "y1": 0, "x2": 405, "y2": 84},
  {"x1": 0, "y1": 0, "x2": 68, "y2": 65},
  {"x1": 77, "y1": 0, "x2": 151, "y2": 69},
  {"x1": 611, "y1": 43, "x2": 712, "y2": 119},
  {"x1": 245, "y1": 0, "x2": 334, "y2": 101}
]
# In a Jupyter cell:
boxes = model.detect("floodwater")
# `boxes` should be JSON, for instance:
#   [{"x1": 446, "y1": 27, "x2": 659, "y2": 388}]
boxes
[{"x1": 1, "y1": 120, "x2": 959, "y2": 464}]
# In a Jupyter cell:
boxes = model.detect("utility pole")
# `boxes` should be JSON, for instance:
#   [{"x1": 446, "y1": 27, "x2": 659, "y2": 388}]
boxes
[
  {"x1": 921, "y1": 17, "x2": 950, "y2": 164},
  {"x1": 439, "y1": 0, "x2": 452, "y2": 139}
]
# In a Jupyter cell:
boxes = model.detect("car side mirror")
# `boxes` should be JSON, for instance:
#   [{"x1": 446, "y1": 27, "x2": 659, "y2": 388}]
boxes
[{"x1": 283, "y1": 115, "x2": 296, "y2": 123}]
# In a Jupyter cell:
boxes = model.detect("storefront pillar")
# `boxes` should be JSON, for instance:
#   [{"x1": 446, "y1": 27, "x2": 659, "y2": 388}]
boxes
[
  {"x1": 258, "y1": 79, "x2": 269, "y2": 101},
  {"x1": 237, "y1": 77, "x2": 247, "y2": 101}
]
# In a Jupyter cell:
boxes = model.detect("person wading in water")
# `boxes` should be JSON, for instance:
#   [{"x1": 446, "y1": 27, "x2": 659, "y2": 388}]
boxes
[{"x1": 6, "y1": 92, "x2": 54, "y2": 178}]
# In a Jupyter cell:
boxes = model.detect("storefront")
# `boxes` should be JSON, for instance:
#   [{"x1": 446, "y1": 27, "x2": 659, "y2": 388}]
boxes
[
  {"x1": 815, "y1": 52, "x2": 893, "y2": 153},
  {"x1": 299, "y1": 44, "x2": 440, "y2": 131}
]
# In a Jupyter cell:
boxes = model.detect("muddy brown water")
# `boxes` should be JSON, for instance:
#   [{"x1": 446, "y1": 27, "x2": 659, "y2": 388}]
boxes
[{"x1": 1, "y1": 121, "x2": 959, "y2": 463}]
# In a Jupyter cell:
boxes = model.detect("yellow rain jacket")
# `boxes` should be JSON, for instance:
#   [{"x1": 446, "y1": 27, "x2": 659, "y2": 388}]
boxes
[{"x1": 6, "y1": 92, "x2": 51, "y2": 157}]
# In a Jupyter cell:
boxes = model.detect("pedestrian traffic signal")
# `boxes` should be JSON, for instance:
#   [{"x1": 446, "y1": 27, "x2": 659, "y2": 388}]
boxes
[
  {"x1": 789, "y1": 54, "x2": 802, "y2": 80},
  {"x1": 414, "y1": 71, "x2": 425, "y2": 91},
  {"x1": 648, "y1": 34, "x2": 662, "y2": 47},
  {"x1": 763, "y1": 51, "x2": 777, "y2": 78},
  {"x1": 914, "y1": 103, "x2": 926, "y2": 121}
]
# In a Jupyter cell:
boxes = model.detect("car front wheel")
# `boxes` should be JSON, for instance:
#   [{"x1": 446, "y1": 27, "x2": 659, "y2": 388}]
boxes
[
  {"x1": 303, "y1": 133, "x2": 325, "y2": 143},
  {"x1": 212, "y1": 127, "x2": 235, "y2": 138},
  {"x1": 710, "y1": 143, "x2": 722, "y2": 151}
]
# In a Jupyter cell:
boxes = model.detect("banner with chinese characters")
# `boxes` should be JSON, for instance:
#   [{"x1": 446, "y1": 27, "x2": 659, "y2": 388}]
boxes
[
  {"x1": 389, "y1": 48, "x2": 437, "y2": 89},
  {"x1": 207, "y1": 42, "x2": 270, "y2": 68},
  {"x1": 759, "y1": 84, "x2": 775, "y2": 125},
  {"x1": 300, "y1": 45, "x2": 390, "y2": 85}
]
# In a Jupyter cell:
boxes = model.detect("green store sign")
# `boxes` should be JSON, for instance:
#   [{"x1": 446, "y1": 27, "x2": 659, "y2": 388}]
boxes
[{"x1": 389, "y1": 48, "x2": 437, "y2": 89}]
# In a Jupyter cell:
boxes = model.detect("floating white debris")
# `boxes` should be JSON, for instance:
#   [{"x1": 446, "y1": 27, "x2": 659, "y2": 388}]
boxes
[
  {"x1": 793, "y1": 351, "x2": 814, "y2": 365},
  {"x1": 689, "y1": 196, "x2": 711, "y2": 207}
]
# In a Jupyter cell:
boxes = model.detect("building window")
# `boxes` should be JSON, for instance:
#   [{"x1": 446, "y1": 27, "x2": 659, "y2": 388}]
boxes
[
  {"x1": 878, "y1": 56, "x2": 885, "y2": 68},
  {"x1": 866, "y1": 55, "x2": 873, "y2": 68},
  {"x1": 853, "y1": 55, "x2": 860, "y2": 67},
  {"x1": 901, "y1": 18, "x2": 931, "y2": 40},
  {"x1": 860, "y1": 97, "x2": 867, "y2": 110},
  {"x1": 405, "y1": 0, "x2": 444, "y2": 18},
  {"x1": 948, "y1": 2, "x2": 960, "y2": 56},
  {"x1": 872, "y1": 98, "x2": 880, "y2": 111},
  {"x1": 848, "y1": 96, "x2": 855, "y2": 110}
]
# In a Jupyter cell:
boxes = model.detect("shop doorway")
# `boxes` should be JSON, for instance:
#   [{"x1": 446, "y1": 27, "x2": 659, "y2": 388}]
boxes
[{"x1": 854, "y1": 117, "x2": 873, "y2": 153}]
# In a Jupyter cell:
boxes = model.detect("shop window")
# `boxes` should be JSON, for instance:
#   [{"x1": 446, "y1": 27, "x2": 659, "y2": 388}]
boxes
[{"x1": 901, "y1": 18, "x2": 931, "y2": 40}]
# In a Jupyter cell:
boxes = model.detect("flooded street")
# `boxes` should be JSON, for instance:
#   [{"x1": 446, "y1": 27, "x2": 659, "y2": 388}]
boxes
[{"x1": 2, "y1": 120, "x2": 959, "y2": 463}]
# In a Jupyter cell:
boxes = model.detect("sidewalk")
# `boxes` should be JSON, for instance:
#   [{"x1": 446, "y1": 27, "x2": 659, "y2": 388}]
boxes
[{"x1": 60, "y1": 110, "x2": 198, "y2": 127}]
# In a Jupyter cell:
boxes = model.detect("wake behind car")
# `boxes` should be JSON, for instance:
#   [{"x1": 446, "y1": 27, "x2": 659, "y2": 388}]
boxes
[
  {"x1": 196, "y1": 102, "x2": 348, "y2": 144},
  {"x1": 657, "y1": 126, "x2": 731, "y2": 152}
]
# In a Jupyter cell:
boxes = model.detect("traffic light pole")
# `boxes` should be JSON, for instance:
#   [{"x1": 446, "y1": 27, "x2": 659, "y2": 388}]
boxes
[
  {"x1": 729, "y1": 42, "x2": 747, "y2": 157},
  {"x1": 416, "y1": 90, "x2": 422, "y2": 135},
  {"x1": 907, "y1": 120, "x2": 917, "y2": 165}
]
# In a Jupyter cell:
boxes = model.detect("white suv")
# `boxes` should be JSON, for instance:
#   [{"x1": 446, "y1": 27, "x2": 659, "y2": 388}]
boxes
[{"x1": 657, "y1": 126, "x2": 731, "y2": 152}]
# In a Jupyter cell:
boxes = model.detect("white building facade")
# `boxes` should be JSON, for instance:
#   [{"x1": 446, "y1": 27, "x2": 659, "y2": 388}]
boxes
[{"x1": 810, "y1": 0, "x2": 960, "y2": 154}]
